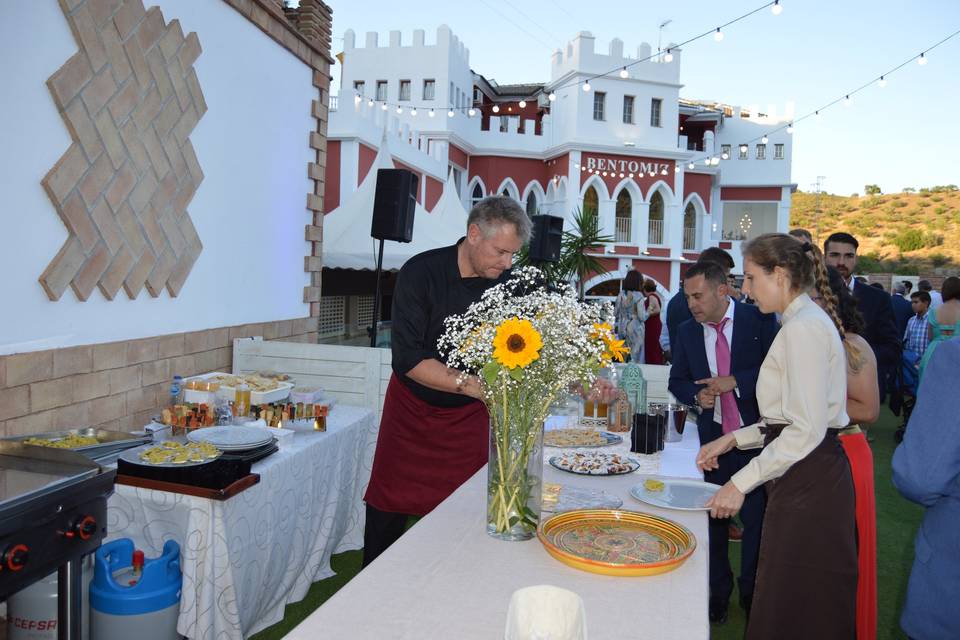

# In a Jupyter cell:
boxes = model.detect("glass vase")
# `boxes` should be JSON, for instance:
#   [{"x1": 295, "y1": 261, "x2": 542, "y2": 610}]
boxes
[{"x1": 486, "y1": 414, "x2": 544, "y2": 541}]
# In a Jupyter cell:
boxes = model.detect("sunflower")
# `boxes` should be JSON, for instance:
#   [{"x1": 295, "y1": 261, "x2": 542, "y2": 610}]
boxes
[
  {"x1": 492, "y1": 317, "x2": 543, "y2": 369},
  {"x1": 592, "y1": 322, "x2": 629, "y2": 362}
]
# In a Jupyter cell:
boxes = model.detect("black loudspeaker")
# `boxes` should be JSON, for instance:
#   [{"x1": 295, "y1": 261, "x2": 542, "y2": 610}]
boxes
[
  {"x1": 371, "y1": 169, "x2": 418, "y2": 243},
  {"x1": 528, "y1": 214, "x2": 564, "y2": 263}
]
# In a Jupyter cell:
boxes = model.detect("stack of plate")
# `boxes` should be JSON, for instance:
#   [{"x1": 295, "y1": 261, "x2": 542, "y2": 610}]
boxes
[{"x1": 186, "y1": 426, "x2": 274, "y2": 452}]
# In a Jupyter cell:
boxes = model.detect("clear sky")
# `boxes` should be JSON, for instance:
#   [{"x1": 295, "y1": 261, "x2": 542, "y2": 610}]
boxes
[{"x1": 323, "y1": 0, "x2": 959, "y2": 197}]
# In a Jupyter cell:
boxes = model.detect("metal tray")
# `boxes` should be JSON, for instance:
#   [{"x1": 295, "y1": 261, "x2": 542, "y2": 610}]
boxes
[{"x1": 4, "y1": 428, "x2": 152, "y2": 458}]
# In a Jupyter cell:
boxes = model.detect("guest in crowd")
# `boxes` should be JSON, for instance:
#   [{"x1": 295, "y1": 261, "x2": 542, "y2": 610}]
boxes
[
  {"x1": 788, "y1": 227, "x2": 813, "y2": 244},
  {"x1": 668, "y1": 261, "x2": 778, "y2": 624},
  {"x1": 816, "y1": 264, "x2": 880, "y2": 640},
  {"x1": 870, "y1": 282, "x2": 885, "y2": 291},
  {"x1": 697, "y1": 233, "x2": 857, "y2": 639},
  {"x1": 902, "y1": 279, "x2": 913, "y2": 295},
  {"x1": 823, "y1": 232, "x2": 900, "y2": 399},
  {"x1": 664, "y1": 247, "x2": 737, "y2": 356},
  {"x1": 918, "y1": 279, "x2": 943, "y2": 310},
  {"x1": 891, "y1": 282, "x2": 914, "y2": 340},
  {"x1": 614, "y1": 269, "x2": 648, "y2": 363},
  {"x1": 892, "y1": 337, "x2": 960, "y2": 640},
  {"x1": 642, "y1": 278, "x2": 664, "y2": 364},
  {"x1": 362, "y1": 196, "x2": 529, "y2": 566},
  {"x1": 904, "y1": 291, "x2": 931, "y2": 368},
  {"x1": 918, "y1": 276, "x2": 960, "y2": 383}
]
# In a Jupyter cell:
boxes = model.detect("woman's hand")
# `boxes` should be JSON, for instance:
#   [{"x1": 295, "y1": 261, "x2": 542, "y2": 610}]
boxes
[
  {"x1": 704, "y1": 481, "x2": 745, "y2": 519},
  {"x1": 696, "y1": 432, "x2": 736, "y2": 472}
]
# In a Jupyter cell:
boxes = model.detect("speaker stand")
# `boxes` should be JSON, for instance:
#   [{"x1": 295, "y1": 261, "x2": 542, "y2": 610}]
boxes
[{"x1": 370, "y1": 238, "x2": 386, "y2": 348}]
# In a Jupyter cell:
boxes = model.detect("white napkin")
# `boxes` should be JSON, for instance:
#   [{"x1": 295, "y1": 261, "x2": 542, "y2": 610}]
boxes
[{"x1": 504, "y1": 585, "x2": 588, "y2": 640}]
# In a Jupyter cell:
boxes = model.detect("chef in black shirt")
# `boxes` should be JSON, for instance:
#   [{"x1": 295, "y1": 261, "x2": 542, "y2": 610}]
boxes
[{"x1": 362, "y1": 196, "x2": 531, "y2": 566}]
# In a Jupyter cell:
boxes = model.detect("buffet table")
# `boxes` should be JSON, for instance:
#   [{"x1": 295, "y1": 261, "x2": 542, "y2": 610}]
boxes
[
  {"x1": 105, "y1": 404, "x2": 377, "y2": 640},
  {"x1": 287, "y1": 421, "x2": 709, "y2": 640}
]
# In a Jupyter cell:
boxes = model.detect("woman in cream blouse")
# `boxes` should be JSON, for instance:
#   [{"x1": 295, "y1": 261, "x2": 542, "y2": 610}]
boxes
[{"x1": 696, "y1": 233, "x2": 857, "y2": 639}]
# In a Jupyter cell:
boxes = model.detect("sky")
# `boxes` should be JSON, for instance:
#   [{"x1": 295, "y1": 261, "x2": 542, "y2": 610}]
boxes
[{"x1": 322, "y1": 0, "x2": 959, "y2": 197}]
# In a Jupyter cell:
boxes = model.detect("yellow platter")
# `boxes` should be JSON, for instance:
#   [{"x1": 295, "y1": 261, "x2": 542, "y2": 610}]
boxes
[{"x1": 537, "y1": 509, "x2": 696, "y2": 577}]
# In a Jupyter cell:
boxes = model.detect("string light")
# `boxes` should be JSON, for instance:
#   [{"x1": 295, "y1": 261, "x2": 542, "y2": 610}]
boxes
[
  {"x1": 468, "y1": 107, "x2": 476, "y2": 117},
  {"x1": 843, "y1": 94, "x2": 852, "y2": 106},
  {"x1": 582, "y1": 82, "x2": 591, "y2": 92},
  {"x1": 918, "y1": 52, "x2": 927, "y2": 65},
  {"x1": 548, "y1": 92, "x2": 556, "y2": 101},
  {"x1": 815, "y1": 110, "x2": 821, "y2": 121},
  {"x1": 786, "y1": 123, "x2": 794, "y2": 134},
  {"x1": 714, "y1": 28, "x2": 724, "y2": 42},
  {"x1": 761, "y1": 135, "x2": 769, "y2": 144},
  {"x1": 367, "y1": 98, "x2": 374, "y2": 107},
  {"x1": 519, "y1": 100, "x2": 527, "y2": 108},
  {"x1": 664, "y1": 49, "x2": 674, "y2": 63},
  {"x1": 447, "y1": 108, "x2": 455, "y2": 118},
  {"x1": 396, "y1": 105, "x2": 403, "y2": 114},
  {"x1": 381, "y1": 103, "x2": 387, "y2": 111},
  {"x1": 878, "y1": 76, "x2": 887, "y2": 88},
  {"x1": 674, "y1": 165, "x2": 681, "y2": 172},
  {"x1": 771, "y1": 0, "x2": 783, "y2": 15},
  {"x1": 660, "y1": 168, "x2": 669, "y2": 175},
  {"x1": 428, "y1": 109, "x2": 435, "y2": 117},
  {"x1": 688, "y1": 162, "x2": 695, "y2": 170},
  {"x1": 410, "y1": 107, "x2": 417, "y2": 116},
  {"x1": 492, "y1": 104, "x2": 500, "y2": 113},
  {"x1": 619, "y1": 67, "x2": 629, "y2": 79},
  {"x1": 354, "y1": 94, "x2": 362, "y2": 104},
  {"x1": 721, "y1": 152, "x2": 730, "y2": 160},
  {"x1": 739, "y1": 144, "x2": 748, "y2": 154}
]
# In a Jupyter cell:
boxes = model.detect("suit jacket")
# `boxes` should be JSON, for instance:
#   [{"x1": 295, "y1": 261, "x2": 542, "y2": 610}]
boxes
[
  {"x1": 665, "y1": 285, "x2": 693, "y2": 353},
  {"x1": 891, "y1": 293, "x2": 913, "y2": 341},
  {"x1": 668, "y1": 300, "x2": 780, "y2": 446},
  {"x1": 892, "y1": 338, "x2": 960, "y2": 639},
  {"x1": 853, "y1": 280, "x2": 901, "y2": 370}
]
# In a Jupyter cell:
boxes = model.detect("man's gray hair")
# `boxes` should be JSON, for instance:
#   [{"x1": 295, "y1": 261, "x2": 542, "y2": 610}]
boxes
[
  {"x1": 894, "y1": 282, "x2": 906, "y2": 295},
  {"x1": 467, "y1": 196, "x2": 532, "y2": 244}
]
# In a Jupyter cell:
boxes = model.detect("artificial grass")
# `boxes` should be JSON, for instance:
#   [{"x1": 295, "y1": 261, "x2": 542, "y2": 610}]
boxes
[
  {"x1": 253, "y1": 409, "x2": 923, "y2": 639},
  {"x1": 711, "y1": 406, "x2": 924, "y2": 640}
]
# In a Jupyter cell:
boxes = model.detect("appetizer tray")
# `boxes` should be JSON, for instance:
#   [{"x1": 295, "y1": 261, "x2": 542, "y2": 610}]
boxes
[
  {"x1": 537, "y1": 509, "x2": 697, "y2": 576},
  {"x1": 5, "y1": 428, "x2": 151, "y2": 459},
  {"x1": 548, "y1": 452, "x2": 641, "y2": 476},
  {"x1": 183, "y1": 372, "x2": 294, "y2": 405},
  {"x1": 544, "y1": 429, "x2": 623, "y2": 448}
]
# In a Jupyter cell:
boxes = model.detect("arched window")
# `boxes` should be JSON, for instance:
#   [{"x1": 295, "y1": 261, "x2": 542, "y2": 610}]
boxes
[
  {"x1": 648, "y1": 191, "x2": 664, "y2": 244},
  {"x1": 471, "y1": 183, "x2": 484, "y2": 209},
  {"x1": 583, "y1": 185, "x2": 599, "y2": 216},
  {"x1": 615, "y1": 190, "x2": 632, "y2": 242},
  {"x1": 525, "y1": 191, "x2": 538, "y2": 218},
  {"x1": 683, "y1": 202, "x2": 697, "y2": 250}
]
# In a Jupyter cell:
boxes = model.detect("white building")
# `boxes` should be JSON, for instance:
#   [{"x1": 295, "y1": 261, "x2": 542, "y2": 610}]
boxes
[{"x1": 323, "y1": 25, "x2": 796, "y2": 296}]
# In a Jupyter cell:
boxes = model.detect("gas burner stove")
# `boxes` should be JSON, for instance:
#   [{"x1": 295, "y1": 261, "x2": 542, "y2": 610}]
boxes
[{"x1": 0, "y1": 441, "x2": 115, "y2": 640}]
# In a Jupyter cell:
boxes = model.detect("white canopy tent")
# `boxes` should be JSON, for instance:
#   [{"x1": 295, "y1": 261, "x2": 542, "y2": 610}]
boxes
[{"x1": 322, "y1": 137, "x2": 469, "y2": 271}]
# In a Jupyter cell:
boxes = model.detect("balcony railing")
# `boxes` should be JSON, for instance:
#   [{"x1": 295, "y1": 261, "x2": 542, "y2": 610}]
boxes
[
  {"x1": 648, "y1": 219, "x2": 664, "y2": 244},
  {"x1": 683, "y1": 227, "x2": 697, "y2": 250},
  {"x1": 329, "y1": 95, "x2": 339, "y2": 112},
  {"x1": 615, "y1": 217, "x2": 631, "y2": 243}
]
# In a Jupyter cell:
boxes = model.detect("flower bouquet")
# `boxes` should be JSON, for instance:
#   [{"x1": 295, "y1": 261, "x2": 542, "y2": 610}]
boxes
[{"x1": 439, "y1": 267, "x2": 627, "y2": 540}]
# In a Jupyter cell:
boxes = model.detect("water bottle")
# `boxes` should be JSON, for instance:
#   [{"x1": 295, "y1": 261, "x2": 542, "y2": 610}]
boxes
[{"x1": 169, "y1": 375, "x2": 183, "y2": 407}]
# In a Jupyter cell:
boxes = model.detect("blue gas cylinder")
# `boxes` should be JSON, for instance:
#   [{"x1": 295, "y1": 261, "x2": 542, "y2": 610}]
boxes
[{"x1": 89, "y1": 539, "x2": 182, "y2": 640}]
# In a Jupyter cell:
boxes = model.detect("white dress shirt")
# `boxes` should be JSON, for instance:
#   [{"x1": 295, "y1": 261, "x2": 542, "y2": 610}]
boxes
[
  {"x1": 730, "y1": 293, "x2": 849, "y2": 494},
  {"x1": 659, "y1": 297, "x2": 670, "y2": 351},
  {"x1": 701, "y1": 297, "x2": 741, "y2": 426}
]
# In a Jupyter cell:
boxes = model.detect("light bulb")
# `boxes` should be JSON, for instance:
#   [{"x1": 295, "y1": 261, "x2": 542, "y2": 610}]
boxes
[
  {"x1": 664, "y1": 50, "x2": 674, "y2": 63},
  {"x1": 649, "y1": 171, "x2": 656, "y2": 177},
  {"x1": 688, "y1": 162, "x2": 695, "y2": 170},
  {"x1": 410, "y1": 108, "x2": 417, "y2": 116},
  {"x1": 761, "y1": 135, "x2": 769, "y2": 144},
  {"x1": 602, "y1": 171, "x2": 608, "y2": 177},
  {"x1": 492, "y1": 104, "x2": 500, "y2": 113},
  {"x1": 396, "y1": 106, "x2": 403, "y2": 114},
  {"x1": 843, "y1": 95, "x2": 852, "y2": 107},
  {"x1": 428, "y1": 109, "x2": 435, "y2": 118},
  {"x1": 619, "y1": 67, "x2": 628, "y2": 79},
  {"x1": 381, "y1": 103, "x2": 387, "y2": 111},
  {"x1": 582, "y1": 82, "x2": 591, "y2": 92},
  {"x1": 878, "y1": 76, "x2": 887, "y2": 88},
  {"x1": 918, "y1": 53, "x2": 927, "y2": 66},
  {"x1": 721, "y1": 152, "x2": 729, "y2": 160},
  {"x1": 786, "y1": 123, "x2": 794, "y2": 134},
  {"x1": 704, "y1": 158, "x2": 712, "y2": 166},
  {"x1": 468, "y1": 108, "x2": 476, "y2": 117},
  {"x1": 815, "y1": 110, "x2": 822, "y2": 121},
  {"x1": 771, "y1": 0, "x2": 783, "y2": 15},
  {"x1": 739, "y1": 144, "x2": 748, "y2": 153},
  {"x1": 674, "y1": 165, "x2": 681, "y2": 172},
  {"x1": 367, "y1": 98, "x2": 374, "y2": 107},
  {"x1": 714, "y1": 28, "x2": 724, "y2": 42},
  {"x1": 519, "y1": 100, "x2": 527, "y2": 108},
  {"x1": 629, "y1": 173, "x2": 635, "y2": 178},
  {"x1": 354, "y1": 94, "x2": 362, "y2": 103},
  {"x1": 447, "y1": 109, "x2": 455, "y2": 118},
  {"x1": 660, "y1": 168, "x2": 668, "y2": 175},
  {"x1": 548, "y1": 92, "x2": 557, "y2": 101},
  {"x1": 581, "y1": 166, "x2": 586, "y2": 172}
]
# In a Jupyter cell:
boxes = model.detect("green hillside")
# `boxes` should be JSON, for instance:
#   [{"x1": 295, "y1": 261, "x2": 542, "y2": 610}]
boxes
[{"x1": 789, "y1": 185, "x2": 960, "y2": 273}]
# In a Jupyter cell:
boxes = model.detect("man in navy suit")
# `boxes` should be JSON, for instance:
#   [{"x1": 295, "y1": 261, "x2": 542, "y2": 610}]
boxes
[
  {"x1": 668, "y1": 261, "x2": 779, "y2": 624},
  {"x1": 824, "y1": 232, "x2": 901, "y2": 399},
  {"x1": 663, "y1": 247, "x2": 736, "y2": 360}
]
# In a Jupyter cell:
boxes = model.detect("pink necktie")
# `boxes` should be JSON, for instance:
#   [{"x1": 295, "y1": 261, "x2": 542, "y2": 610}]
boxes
[{"x1": 708, "y1": 318, "x2": 741, "y2": 434}]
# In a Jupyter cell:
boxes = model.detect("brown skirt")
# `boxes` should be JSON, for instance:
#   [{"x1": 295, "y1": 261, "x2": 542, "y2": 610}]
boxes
[{"x1": 746, "y1": 427, "x2": 858, "y2": 640}]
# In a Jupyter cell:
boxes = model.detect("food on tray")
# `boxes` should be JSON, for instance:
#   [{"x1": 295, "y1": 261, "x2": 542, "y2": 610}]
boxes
[
  {"x1": 138, "y1": 441, "x2": 220, "y2": 465},
  {"x1": 207, "y1": 374, "x2": 286, "y2": 392},
  {"x1": 255, "y1": 371, "x2": 291, "y2": 381},
  {"x1": 162, "y1": 403, "x2": 215, "y2": 428},
  {"x1": 544, "y1": 429, "x2": 606, "y2": 447},
  {"x1": 644, "y1": 479, "x2": 666, "y2": 492},
  {"x1": 23, "y1": 434, "x2": 100, "y2": 449},
  {"x1": 552, "y1": 452, "x2": 639, "y2": 475}
]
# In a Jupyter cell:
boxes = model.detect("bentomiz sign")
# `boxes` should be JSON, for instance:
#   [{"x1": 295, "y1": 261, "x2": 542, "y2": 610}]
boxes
[{"x1": 584, "y1": 156, "x2": 672, "y2": 175}]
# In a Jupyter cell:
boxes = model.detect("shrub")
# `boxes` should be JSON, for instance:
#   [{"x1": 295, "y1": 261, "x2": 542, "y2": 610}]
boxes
[
  {"x1": 930, "y1": 253, "x2": 950, "y2": 267},
  {"x1": 931, "y1": 195, "x2": 944, "y2": 202},
  {"x1": 918, "y1": 200, "x2": 932, "y2": 208},
  {"x1": 934, "y1": 206, "x2": 948, "y2": 215},
  {"x1": 922, "y1": 231, "x2": 944, "y2": 248},
  {"x1": 903, "y1": 187, "x2": 916, "y2": 193},
  {"x1": 892, "y1": 200, "x2": 908, "y2": 208},
  {"x1": 864, "y1": 184, "x2": 882, "y2": 195},
  {"x1": 893, "y1": 229, "x2": 924, "y2": 252}
]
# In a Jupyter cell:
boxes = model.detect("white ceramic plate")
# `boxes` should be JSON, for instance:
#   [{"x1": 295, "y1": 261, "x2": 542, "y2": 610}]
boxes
[
  {"x1": 186, "y1": 426, "x2": 274, "y2": 450},
  {"x1": 629, "y1": 475, "x2": 720, "y2": 511}
]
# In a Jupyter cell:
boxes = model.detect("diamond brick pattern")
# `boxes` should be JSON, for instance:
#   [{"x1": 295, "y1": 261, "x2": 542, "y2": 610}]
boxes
[{"x1": 41, "y1": 0, "x2": 206, "y2": 301}]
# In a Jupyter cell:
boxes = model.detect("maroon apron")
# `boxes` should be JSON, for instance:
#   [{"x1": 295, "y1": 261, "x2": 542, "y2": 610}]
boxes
[{"x1": 364, "y1": 374, "x2": 489, "y2": 516}]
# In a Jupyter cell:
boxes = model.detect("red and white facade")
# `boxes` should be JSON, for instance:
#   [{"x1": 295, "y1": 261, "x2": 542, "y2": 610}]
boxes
[{"x1": 325, "y1": 26, "x2": 796, "y2": 293}]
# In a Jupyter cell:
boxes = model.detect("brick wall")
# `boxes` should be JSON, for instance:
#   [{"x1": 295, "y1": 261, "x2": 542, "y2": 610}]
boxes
[{"x1": 0, "y1": 321, "x2": 318, "y2": 437}]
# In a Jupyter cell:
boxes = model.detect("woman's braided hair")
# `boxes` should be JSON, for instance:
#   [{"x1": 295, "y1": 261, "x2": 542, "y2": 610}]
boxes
[{"x1": 807, "y1": 244, "x2": 864, "y2": 372}]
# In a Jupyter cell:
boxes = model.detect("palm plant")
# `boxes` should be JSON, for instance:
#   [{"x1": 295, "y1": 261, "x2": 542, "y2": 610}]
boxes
[{"x1": 516, "y1": 206, "x2": 614, "y2": 298}]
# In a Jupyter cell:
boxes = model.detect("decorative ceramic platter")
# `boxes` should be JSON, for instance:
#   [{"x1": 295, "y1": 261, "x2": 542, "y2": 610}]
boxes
[
  {"x1": 541, "y1": 483, "x2": 623, "y2": 513},
  {"x1": 538, "y1": 509, "x2": 697, "y2": 576},
  {"x1": 549, "y1": 452, "x2": 640, "y2": 476},
  {"x1": 629, "y1": 476, "x2": 720, "y2": 511},
  {"x1": 544, "y1": 429, "x2": 623, "y2": 448},
  {"x1": 186, "y1": 426, "x2": 273, "y2": 451}
]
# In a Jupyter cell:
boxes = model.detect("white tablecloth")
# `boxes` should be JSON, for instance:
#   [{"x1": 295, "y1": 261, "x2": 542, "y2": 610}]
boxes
[
  {"x1": 287, "y1": 421, "x2": 708, "y2": 640},
  {"x1": 106, "y1": 404, "x2": 377, "y2": 640}
]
